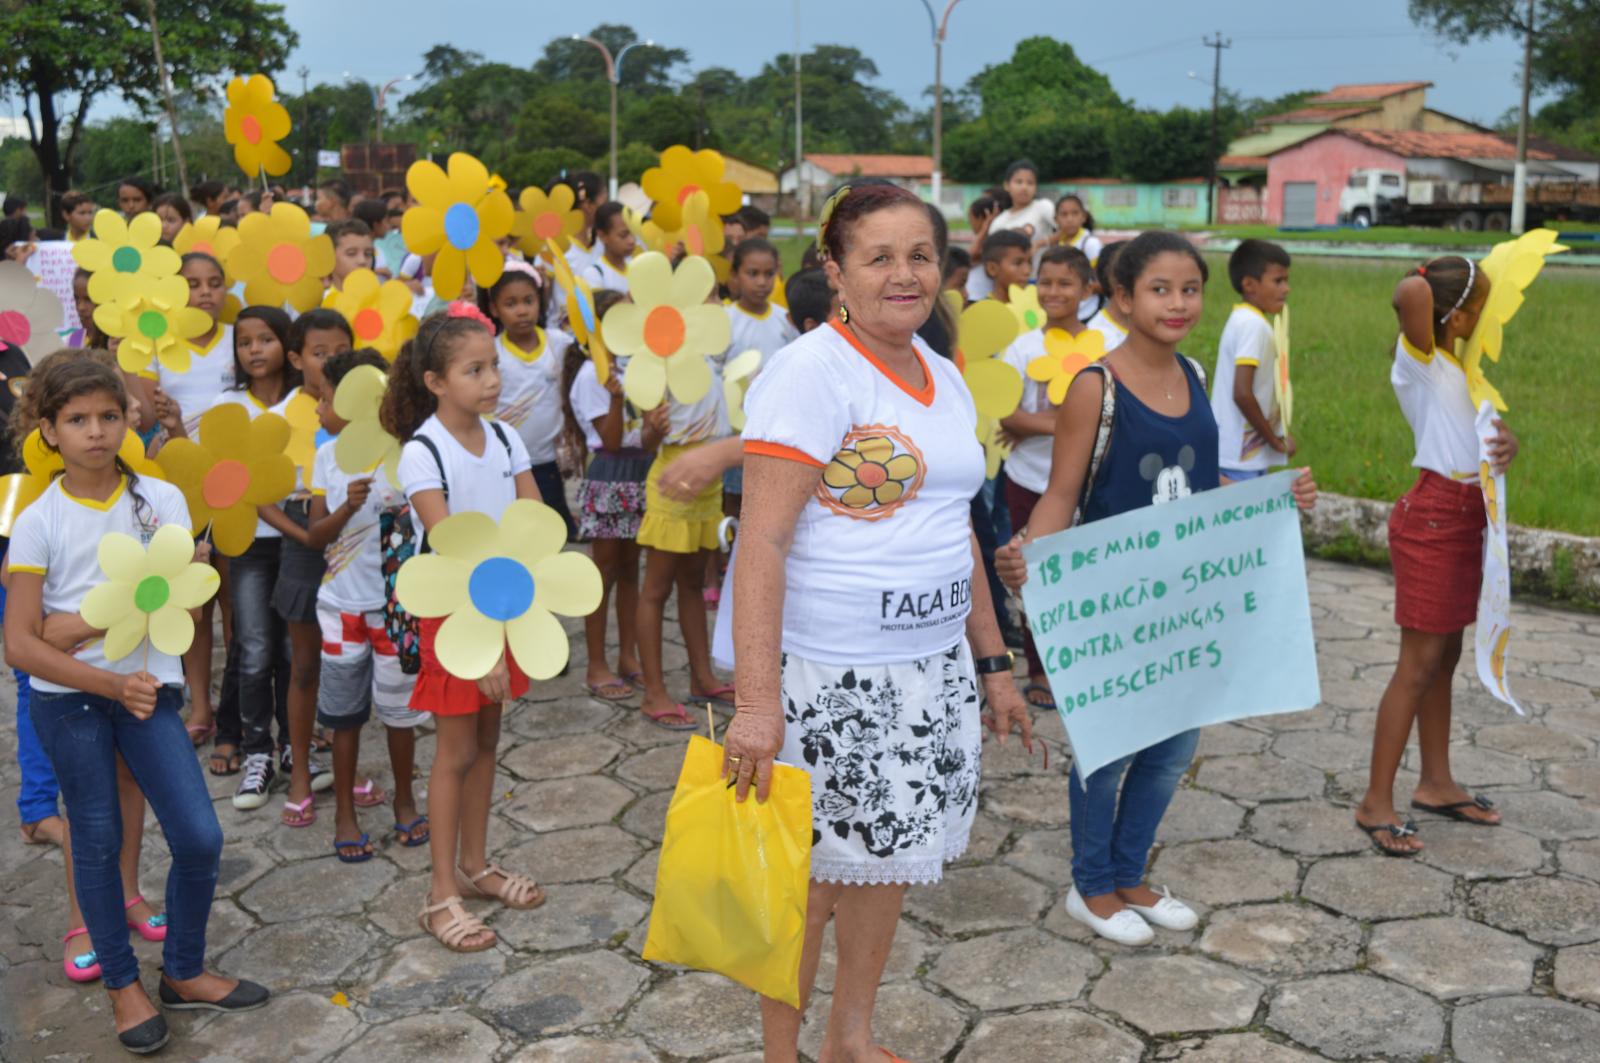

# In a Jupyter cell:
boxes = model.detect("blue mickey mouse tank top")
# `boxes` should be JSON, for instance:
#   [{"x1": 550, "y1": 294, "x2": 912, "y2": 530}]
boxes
[{"x1": 1082, "y1": 355, "x2": 1220, "y2": 524}]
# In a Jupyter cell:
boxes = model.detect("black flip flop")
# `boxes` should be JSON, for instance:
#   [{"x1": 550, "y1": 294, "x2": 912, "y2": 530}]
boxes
[
  {"x1": 207, "y1": 746, "x2": 241, "y2": 776},
  {"x1": 1023, "y1": 683, "x2": 1055, "y2": 709},
  {"x1": 1356, "y1": 818, "x2": 1421, "y2": 857},
  {"x1": 1411, "y1": 793, "x2": 1499, "y2": 825}
]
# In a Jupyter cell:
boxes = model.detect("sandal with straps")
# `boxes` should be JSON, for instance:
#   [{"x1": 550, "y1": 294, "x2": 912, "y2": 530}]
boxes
[
  {"x1": 417, "y1": 894, "x2": 496, "y2": 953},
  {"x1": 456, "y1": 864, "x2": 546, "y2": 910}
]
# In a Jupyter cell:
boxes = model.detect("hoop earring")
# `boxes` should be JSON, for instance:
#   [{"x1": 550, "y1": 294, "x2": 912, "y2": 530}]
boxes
[{"x1": 838, "y1": 302, "x2": 849, "y2": 324}]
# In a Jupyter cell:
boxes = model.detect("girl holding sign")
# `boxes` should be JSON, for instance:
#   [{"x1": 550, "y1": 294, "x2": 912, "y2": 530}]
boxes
[
  {"x1": 997, "y1": 231, "x2": 1317, "y2": 946},
  {"x1": 1355, "y1": 259, "x2": 1518, "y2": 855}
]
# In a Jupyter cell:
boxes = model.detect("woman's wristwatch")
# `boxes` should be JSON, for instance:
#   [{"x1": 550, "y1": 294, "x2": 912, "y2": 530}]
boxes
[{"x1": 974, "y1": 654, "x2": 1013, "y2": 676}]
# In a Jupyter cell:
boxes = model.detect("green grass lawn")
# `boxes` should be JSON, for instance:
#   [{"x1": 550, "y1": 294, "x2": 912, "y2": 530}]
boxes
[{"x1": 770, "y1": 237, "x2": 1600, "y2": 535}]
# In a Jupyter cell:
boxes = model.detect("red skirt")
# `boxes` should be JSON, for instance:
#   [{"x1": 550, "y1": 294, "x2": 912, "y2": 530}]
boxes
[
  {"x1": 409, "y1": 616, "x2": 529, "y2": 717},
  {"x1": 1389, "y1": 471, "x2": 1486, "y2": 634}
]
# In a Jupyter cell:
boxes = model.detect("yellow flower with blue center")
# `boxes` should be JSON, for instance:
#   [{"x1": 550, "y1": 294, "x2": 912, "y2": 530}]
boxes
[{"x1": 400, "y1": 152, "x2": 514, "y2": 301}]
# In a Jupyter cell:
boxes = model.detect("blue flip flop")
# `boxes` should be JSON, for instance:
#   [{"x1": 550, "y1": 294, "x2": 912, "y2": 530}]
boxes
[
  {"x1": 393, "y1": 816, "x2": 430, "y2": 848},
  {"x1": 332, "y1": 833, "x2": 373, "y2": 864}
]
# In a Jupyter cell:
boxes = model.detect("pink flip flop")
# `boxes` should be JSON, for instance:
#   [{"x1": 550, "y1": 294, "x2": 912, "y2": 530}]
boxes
[
  {"x1": 281, "y1": 796, "x2": 316, "y2": 828},
  {"x1": 125, "y1": 896, "x2": 168, "y2": 942},
  {"x1": 352, "y1": 779, "x2": 389, "y2": 808}
]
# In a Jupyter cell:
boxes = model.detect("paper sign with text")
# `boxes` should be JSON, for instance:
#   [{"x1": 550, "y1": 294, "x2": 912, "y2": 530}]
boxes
[
  {"x1": 24, "y1": 241, "x2": 81, "y2": 332},
  {"x1": 1473, "y1": 401, "x2": 1523, "y2": 714},
  {"x1": 1019, "y1": 470, "x2": 1321, "y2": 779}
]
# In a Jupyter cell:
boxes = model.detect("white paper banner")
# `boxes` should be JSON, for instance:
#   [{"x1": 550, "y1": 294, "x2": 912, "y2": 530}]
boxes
[{"x1": 1473, "y1": 401, "x2": 1523, "y2": 714}]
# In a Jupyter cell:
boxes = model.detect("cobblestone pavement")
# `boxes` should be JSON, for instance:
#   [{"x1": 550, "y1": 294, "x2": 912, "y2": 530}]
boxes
[{"x1": 2, "y1": 558, "x2": 1599, "y2": 1061}]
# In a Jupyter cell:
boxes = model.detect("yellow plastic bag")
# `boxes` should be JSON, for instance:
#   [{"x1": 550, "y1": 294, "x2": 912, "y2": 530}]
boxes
[{"x1": 642, "y1": 733, "x2": 812, "y2": 1006}]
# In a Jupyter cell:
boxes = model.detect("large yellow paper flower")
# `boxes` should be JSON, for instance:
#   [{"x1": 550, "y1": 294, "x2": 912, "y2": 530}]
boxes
[
  {"x1": 602, "y1": 253, "x2": 729, "y2": 410},
  {"x1": 396, "y1": 499, "x2": 602, "y2": 680},
  {"x1": 547, "y1": 239, "x2": 611, "y2": 383},
  {"x1": 401, "y1": 152, "x2": 514, "y2": 301},
  {"x1": 1027, "y1": 327, "x2": 1106, "y2": 405},
  {"x1": 0, "y1": 429, "x2": 163, "y2": 538},
  {"x1": 333, "y1": 364, "x2": 402, "y2": 488},
  {"x1": 1007, "y1": 285, "x2": 1047, "y2": 334},
  {"x1": 72, "y1": 210, "x2": 181, "y2": 305},
  {"x1": 94, "y1": 274, "x2": 214, "y2": 375},
  {"x1": 155, "y1": 404, "x2": 295, "y2": 556},
  {"x1": 0, "y1": 261, "x2": 64, "y2": 363},
  {"x1": 231, "y1": 203, "x2": 335, "y2": 312},
  {"x1": 955, "y1": 300, "x2": 1023, "y2": 419},
  {"x1": 224, "y1": 74, "x2": 293, "y2": 178},
  {"x1": 80, "y1": 523, "x2": 220, "y2": 661},
  {"x1": 324, "y1": 268, "x2": 418, "y2": 361},
  {"x1": 722, "y1": 348, "x2": 762, "y2": 432},
  {"x1": 1456, "y1": 229, "x2": 1568, "y2": 412},
  {"x1": 172, "y1": 217, "x2": 242, "y2": 278},
  {"x1": 282, "y1": 390, "x2": 320, "y2": 483},
  {"x1": 642, "y1": 146, "x2": 742, "y2": 233},
  {"x1": 511, "y1": 185, "x2": 584, "y2": 259}
]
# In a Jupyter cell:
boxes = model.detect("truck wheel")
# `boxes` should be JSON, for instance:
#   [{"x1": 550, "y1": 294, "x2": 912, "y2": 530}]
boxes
[
  {"x1": 1484, "y1": 212, "x2": 1510, "y2": 231},
  {"x1": 1455, "y1": 210, "x2": 1483, "y2": 232},
  {"x1": 1352, "y1": 209, "x2": 1372, "y2": 229}
]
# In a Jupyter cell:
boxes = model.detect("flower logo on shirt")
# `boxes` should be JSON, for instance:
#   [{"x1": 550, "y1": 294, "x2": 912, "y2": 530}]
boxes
[{"x1": 819, "y1": 426, "x2": 925, "y2": 522}]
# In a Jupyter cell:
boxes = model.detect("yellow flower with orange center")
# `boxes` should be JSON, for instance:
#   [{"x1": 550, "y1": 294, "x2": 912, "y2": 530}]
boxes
[
  {"x1": 511, "y1": 185, "x2": 584, "y2": 259},
  {"x1": 601, "y1": 253, "x2": 729, "y2": 410},
  {"x1": 1027, "y1": 327, "x2": 1106, "y2": 404},
  {"x1": 172, "y1": 217, "x2": 241, "y2": 276},
  {"x1": 230, "y1": 202, "x2": 335, "y2": 312},
  {"x1": 641, "y1": 146, "x2": 742, "y2": 233},
  {"x1": 324, "y1": 268, "x2": 418, "y2": 361},
  {"x1": 821, "y1": 434, "x2": 923, "y2": 519},
  {"x1": 155, "y1": 404, "x2": 296, "y2": 556},
  {"x1": 71, "y1": 210, "x2": 181, "y2": 306},
  {"x1": 223, "y1": 74, "x2": 293, "y2": 178},
  {"x1": 401, "y1": 152, "x2": 514, "y2": 301}
]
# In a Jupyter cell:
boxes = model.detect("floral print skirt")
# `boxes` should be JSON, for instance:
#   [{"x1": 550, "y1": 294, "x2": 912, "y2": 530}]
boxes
[
  {"x1": 779, "y1": 641, "x2": 982, "y2": 886},
  {"x1": 576, "y1": 448, "x2": 652, "y2": 541}
]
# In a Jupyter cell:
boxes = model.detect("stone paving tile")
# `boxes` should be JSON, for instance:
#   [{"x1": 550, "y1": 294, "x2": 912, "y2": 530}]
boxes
[{"x1": 6, "y1": 557, "x2": 1600, "y2": 1062}]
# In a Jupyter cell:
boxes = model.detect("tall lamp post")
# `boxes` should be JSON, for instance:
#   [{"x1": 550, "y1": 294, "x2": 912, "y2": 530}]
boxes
[
  {"x1": 915, "y1": 0, "x2": 962, "y2": 211},
  {"x1": 345, "y1": 72, "x2": 418, "y2": 143},
  {"x1": 574, "y1": 35, "x2": 654, "y2": 201}
]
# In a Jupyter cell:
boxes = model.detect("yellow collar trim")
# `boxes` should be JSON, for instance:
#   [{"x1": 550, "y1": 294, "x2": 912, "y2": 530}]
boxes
[
  {"x1": 1233, "y1": 302, "x2": 1270, "y2": 323},
  {"x1": 60, "y1": 475, "x2": 127, "y2": 512},
  {"x1": 733, "y1": 303, "x2": 772, "y2": 321},
  {"x1": 502, "y1": 332, "x2": 546, "y2": 363},
  {"x1": 1399, "y1": 334, "x2": 1432, "y2": 364},
  {"x1": 1436, "y1": 345, "x2": 1463, "y2": 371},
  {"x1": 189, "y1": 329, "x2": 224, "y2": 357}
]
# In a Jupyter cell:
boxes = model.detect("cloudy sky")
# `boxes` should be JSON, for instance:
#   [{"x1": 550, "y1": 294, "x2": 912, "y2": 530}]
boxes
[{"x1": 292, "y1": 0, "x2": 1544, "y2": 126}]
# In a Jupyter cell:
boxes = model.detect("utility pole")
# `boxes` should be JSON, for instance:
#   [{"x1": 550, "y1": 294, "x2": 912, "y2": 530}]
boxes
[
  {"x1": 1203, "y1": 32, "x2": 1231, "y2": 225},
  {"x1": 298, "y1": 66, "x2": 309, "y2": 186},
  {"x1": 794, "y1": 2, "x2": 807, "y2": 221},
  {"x1": 1511, "y1": 0, "x2": 1535, "y2": 234},
  {"x1": 145, "y1": 0, "x2": 189, "y2": 195}
]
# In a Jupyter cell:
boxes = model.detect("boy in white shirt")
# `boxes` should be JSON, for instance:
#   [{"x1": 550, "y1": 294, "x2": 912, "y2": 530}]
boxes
[{"x1": 1211, "y1": 239, "x2": 1293, "y2": 481}]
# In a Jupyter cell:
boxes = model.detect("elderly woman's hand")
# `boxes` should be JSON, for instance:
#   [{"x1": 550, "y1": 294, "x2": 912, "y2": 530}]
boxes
[
  {"x1": 981, "y1": 672, "x2": 1035, "y2": 753},
  {"x1": 722, "y1": 704, "x2": 784, "y2": 804}
]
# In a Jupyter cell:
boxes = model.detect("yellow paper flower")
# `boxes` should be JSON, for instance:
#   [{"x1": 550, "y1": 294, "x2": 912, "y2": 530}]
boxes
[
  {"x1": 545, "y1": 238, "x2": 610, "y2": 383},
  {"x1": 1456, "y1": 229, "x2": 1568, "y2": 412},
  {"x1": 224, "y1": 74, "x2": 292, "y2": 178},
  {"x1": 71, "y1": 210, "x2": 182, "y2": 305},
  {"x1": 0, "y1": 261, "x2": 65, "y2": 363},
  {"x1": 401, "y1": 152, "x2": 514, "y2": 301},
  {"x1": 1007, "y1": 285, "x2": 1048, "y2": 333},
  {"x1": 955, "y1": 300, "x2": 1023, "y2": 419},
  {"x1": 676, "y1": 190, "x2": 726, "y2": 261},
  {"x1": 395, "y1": 499, "x2": 602, "y2": 680},
  {"x1": 722, "y1": 348, "x2": 762, "y2": 431},
  {"x1": 819, "y1": 431, "x2": 924, "y2": 521},
  {"x1": 172, "y1": 217, "x2": 242, "y2": 281},
  {"x1": 602, "y1": 253, "x2": 729, "y2": 410},
  {"x1": 324, "y1": 268, "x2": 418, "y2": 361},
  {"x1": 333, "y1": 364, "x2": 402, "y2": 488},
  {"x1": 0, "y1": 429, "x2": 163, "y2": 538},
  {"x1": 623, "y1": 205, "x2": 673, "y2": 256},
  {"x1": 1273, "y1": 304, "x2": 1293, "y2": 432},
  {"x1": 79, "y1": 523, "x2": 220, "y2": 660},
  {"x1": 641, "y1": 146, "x2": 742, "y2": 234},
  {"x1": 230, "y1": 202, "x2": 335, "y2": 312},
  {"x1": 93, "y1": 274, "x2": 214, "y2": 375},
  {"x1": 155, "y1": 404, "x2": 295, "y2": 556},
  {"x1": 511, "y1": 184, "x2": 584, "y2": 259},
  {"x1": 1027, "y1": 327, "x2": 1106, "y2": 405},
  {"x1": 282, "y1": 390, "x2": 319, "y2": 482}
]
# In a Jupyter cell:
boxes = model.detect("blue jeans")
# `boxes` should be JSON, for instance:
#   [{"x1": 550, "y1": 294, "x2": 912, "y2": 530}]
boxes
[
  {"x1": 0, "y1": 576, "x2": 61, "y2": 823},
  {"x1": 216, "y1": 537, "x2": 289, "y2": 756},
  {"x1": 1067, "y1": 728, "x2": 1200, "y2": 897},
  {"x1": 30, "y1": 685, "x2": 222, "y2": 988}
]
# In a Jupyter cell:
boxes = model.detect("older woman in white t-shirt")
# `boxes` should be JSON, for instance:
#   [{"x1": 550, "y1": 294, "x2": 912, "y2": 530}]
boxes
[{"x1": 725, "y1": 184, "x2": 1033, "y2": 1062}]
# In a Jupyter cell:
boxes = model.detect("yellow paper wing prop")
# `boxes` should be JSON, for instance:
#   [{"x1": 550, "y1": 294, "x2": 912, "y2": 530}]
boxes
[
  {"x1": 282, "y1": 390, "x2": 320, "y2": 482},
  {"x1": 333, "y1": 364, "x2": 403, "y2": 488},
  {"x1": 1027, "y1": 327, "x2": 1105, "y2": 406},
  {"x1": 230, "y1": 203, "x2": 335, "y2": 312},
  {"x1": 156, "y1": 405, "x2": 296, "y2": 556},
  {"x1": 0, "y1": 261, "x2": 65, "y2": 363},
  {"x1": 1273, "y1": 304, "x2": 1292, "y2": 433},
  {"x1": 325, "y1": 269, "x2": 418, "y2": 361},
  {"x1": 641, "y1": 146, "x2": 742, "y2": 233},
  {"x1": 401, "y1": 152, "x2": 514, "y2": 300},
  {"x1": 224, "y1": 74, "x2": 292, "y2": 178},
  {"x1": 79, "y1": 524, "x2": 220, "y2": 661},
  {"x1": 1007, "y1": 285, "x2": 1048, "y2": 334},
  {"x1": 954, "y1": 300, "x2": 1022, "y2": 420},
  {"x1": 722, "y1": 348, "x2": 763, "y2": 432},
  {"x1": 1455, "y1": 229, "x2": 1568, "y2": 412},
  {"x1": 72, "y1": 210, "x2": 182, "y2": 306},
  {"x1": 603, "y1": 253, "x2": 727, "y2": 410},
  {"x1": 394, "y1": 499, "x2": 602, "y2": 681}
]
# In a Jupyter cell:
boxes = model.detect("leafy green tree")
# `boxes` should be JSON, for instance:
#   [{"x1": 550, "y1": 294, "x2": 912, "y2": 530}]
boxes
[
  {"x1": 0, "y1": 0, "x2": 296, "y2": 213},
  {"x1": 624, "y1": 94, "x2": 700, "y2": 152},
  {"x1": 535, "y1": 24, "x2": 687, "y2": 93},
  {"x1": 279, "y1": 82, "x2": 375, "y2": 184},
  {"x1": 496, "y1": 146, "x2": 591, "y2": 192},
  {"x1": 963, "y1": 37, "x2": 1123, "y2": 129},
  {"x1": 1109, "y1": 107, "x2": 1214, "y2": 182},
  {"x1": 400, "y1": 57, "x2": 541, "y2": 159}
]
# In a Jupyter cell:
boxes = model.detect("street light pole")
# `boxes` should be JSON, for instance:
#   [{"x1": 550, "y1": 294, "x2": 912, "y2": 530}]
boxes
[
  {"x1": 793, "y1": 3, "x2": 806, "y2": 221},
  {"x1": 375, "y1": 74, "x2": 418, "y2": 144},
  {"x1": 916, "y1": 0, "x2": 962, "y2": 211},
  {"x1": 576, "y1": 36, "x2": 653, "y2": 201}
]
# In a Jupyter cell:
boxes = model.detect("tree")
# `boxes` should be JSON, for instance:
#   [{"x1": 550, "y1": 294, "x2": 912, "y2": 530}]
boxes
[
  {"x1": 534, "y1": 24, "x2": 687, "y2": 93},
  {"x1": 1409, "y1": 1, "x2": 1599, "y2": 104},
  {"x1": 0, "y1": 0, "x2": 296, "y2": 214},
  {"x1": 399, "y1": 60, "x2": 543, "y2": 160},
  {"x1": 1109, "y1": 108, "x2": 1215, "y2": 182},
  {"x1": 963, "y1": 37, "x2": 1123, "y2": 130},
  {"x1": 281, "y1": 82, "x2": 374, "y2": 184}
]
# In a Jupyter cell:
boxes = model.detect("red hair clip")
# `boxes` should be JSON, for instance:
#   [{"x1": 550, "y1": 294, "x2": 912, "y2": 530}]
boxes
[
  {"x1": 1417, "y1": 264, "x2": 1427, "y2": 276},
  {"x1": 446, "y1": 300, "x2": 496, "y2": 336}
]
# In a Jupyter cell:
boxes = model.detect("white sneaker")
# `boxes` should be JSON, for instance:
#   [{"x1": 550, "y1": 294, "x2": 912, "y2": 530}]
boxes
[
  {"x1": 1066, "y1": 886, "x2": 1153, "y2": 946},
  {"x1": 1124, "y1": 886, "x2": 1199, "y2": 931}
]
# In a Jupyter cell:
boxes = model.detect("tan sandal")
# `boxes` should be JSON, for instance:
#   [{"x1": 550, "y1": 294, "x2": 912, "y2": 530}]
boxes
[
  {"x1": 455, "y1": 864, "x2": 546, "y2": 910},
  {"x1": 417, "y1": 894, "x2": 496, "y2": 952}
]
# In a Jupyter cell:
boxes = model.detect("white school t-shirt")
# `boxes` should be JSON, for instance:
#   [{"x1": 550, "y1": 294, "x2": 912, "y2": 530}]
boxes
[
  {"x1": 570, "y1": 359, "x2": 643, "y2": 451},
  {"x1": 397, "y1": 414, "x2": 533, "y2": 524},
  {"x1": 1211, "y1": 303, "x2": 1284, "y2": 472},
  {"x1": 8, "y1": 477, "x2": 192, "y2": 694},
  {"x1": 310, "y1": 439, "x2": 404, "y2": 613},
  {"x1": 584, "y1": 257, "x2": 630, "y2": 295},
  {"x1": 741, "y1": 321, "x2": 985, "y2": 665},
  {"x1": 155, "y1": 325, "x2": 234, "y2": 437},
  {"x1": 999, "y1": 327, "x2": 1054, "y2": 495},
  {"x1": 723, "y1": 303, "x2": 799, "y2": 371},
  {"x1": 208, "y1": 387, "x2": 296, "y2": 537},
  {"x1": 964, "y1": 267, "x2": 994, "y2": 303},
  {"x1": 1392, "y1": 335, "x2": 1481, "y2": 482},
  {"x1": 495, "y1": 328, "x2": 573, "y2": 465},
  {"x1": 662, "y1": 358, "x2": 729, "y2": 447},
  {"x1": 991, "y1": 198, "x2": 1056, "y2": 243},
  {"x1": 1085, "y1": 307, "x2": 1128, "y2": 352}
]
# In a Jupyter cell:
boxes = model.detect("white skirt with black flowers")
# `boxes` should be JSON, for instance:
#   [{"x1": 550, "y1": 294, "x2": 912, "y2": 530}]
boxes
[{"x1": 778, "y1": 641, "x2": 982, "y2": 886}]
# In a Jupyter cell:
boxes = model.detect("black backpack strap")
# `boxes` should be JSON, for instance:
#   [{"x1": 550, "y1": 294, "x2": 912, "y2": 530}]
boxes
[
  {"x1": 487, "y1": 420, "x2": 516, "y2": 464},
  {"x1": 412, "y1": 434, "x2": 447, "y2": 554},
  {"x1": 1073, "y1": 363, "x2": 1117, "y2": 527}
]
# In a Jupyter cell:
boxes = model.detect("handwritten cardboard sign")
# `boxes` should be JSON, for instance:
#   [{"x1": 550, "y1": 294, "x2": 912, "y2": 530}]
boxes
[
  {"x1": 24, "y1": 240, "x2": 81, "y2": 332},
  {"x1": 1019, "y1": 470, "x2": 1321, "y2": 778}
]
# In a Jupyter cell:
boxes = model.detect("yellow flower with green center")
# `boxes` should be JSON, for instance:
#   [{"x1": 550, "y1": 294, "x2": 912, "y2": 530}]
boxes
[
  {"x1": 396, "y1": 500, "x2": 602, "y2": 680},
  {"x1": 1007, "y1": 284, "x2": 1047, "y2": 334},
  {"x1": 223, "y1": 74, "x2": 293, "y2": 178},
  {"x1": 601, "y1": 252, "x2": 730, "y2": 410},
  {"x1": 71, "y1": 210, "x2": 181, "y2": 305},
  {"x1": 400, "y1": 152, "x2": 514, "y2": 301},
  {"x1": 93, "y1": 274, "x2": 214, "y2": 375},
  {"x1": 79, "y1": 523, "x2": 220, "y2": 661}
]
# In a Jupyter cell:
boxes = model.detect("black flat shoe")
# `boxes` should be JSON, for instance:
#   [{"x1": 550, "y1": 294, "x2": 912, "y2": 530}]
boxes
[
  {"x1": 158, "y1": 977, "x2": 270, "y2": 1012},
  {"x1": 118, "y1": 1015, "x2": 169, "y2": 1055}
]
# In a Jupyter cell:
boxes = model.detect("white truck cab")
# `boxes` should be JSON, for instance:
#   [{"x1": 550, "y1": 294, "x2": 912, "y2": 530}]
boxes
[{"x1": 1338, "y1": 169, "x2": 1407, "y2": 228}]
